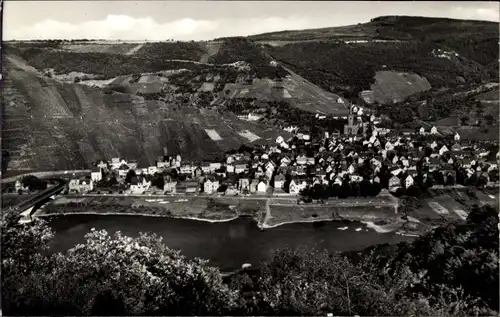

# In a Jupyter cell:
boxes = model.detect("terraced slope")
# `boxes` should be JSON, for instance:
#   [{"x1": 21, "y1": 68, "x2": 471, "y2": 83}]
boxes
[{"x1": 2, "y1": 55, "x2": 290, "y2": 172}]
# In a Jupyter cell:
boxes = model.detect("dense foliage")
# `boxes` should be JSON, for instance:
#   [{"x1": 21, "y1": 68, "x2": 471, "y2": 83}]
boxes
[
  {"x1": 2, "y1": 204, "x2": 497, "y2": 316},
  {"x1": 21, "y1": 175, "x2": 48, "y2": 191},
  {"x1": 208, "y1": 38, "x2": 288, "y2": 79},
  {"x1": 376, "y1": 84, "x2": 499, "y2": 124},
  {"x1": 135, "y1": 42, "x2": 206, "y2": 61},
  {"x1": 267, "y1": 41, "x2": 492, "y2": 99},
  {"x1": 361, "y1": 204, "x2": 499, "y2": 314}
]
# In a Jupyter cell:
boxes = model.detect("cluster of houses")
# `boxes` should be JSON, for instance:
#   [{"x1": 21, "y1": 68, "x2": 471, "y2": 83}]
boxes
[{"x1": 67, "y1": 105, "x2": 499, "y2": 197}]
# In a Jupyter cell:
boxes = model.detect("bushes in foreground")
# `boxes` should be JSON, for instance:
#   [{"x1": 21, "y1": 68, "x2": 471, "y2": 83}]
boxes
[{"x1": 1, "y1": 204, "x2": 497, "y2": 316}]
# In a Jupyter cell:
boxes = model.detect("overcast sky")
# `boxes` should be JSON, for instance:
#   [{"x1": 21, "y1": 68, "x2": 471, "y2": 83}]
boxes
[{"x1": 4, "y1": 1, "x2": 499, "y2": 41}]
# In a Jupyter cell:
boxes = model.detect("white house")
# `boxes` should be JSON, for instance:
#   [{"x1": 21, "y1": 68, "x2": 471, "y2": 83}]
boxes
[
  {"x1": 419, "y1": 127, "x2": 425, "y2": 135},
  {"x1": 97, "y1": 160, "x2": 108, "y2": 170},
  {"x1": 333, "y1": 177, "x2": 342, "y2": 186},
  {"x1": 274, "y1": 175, "x2": 285, "y2": 190},
  {"x1": 235, "y1": 164, "x2": 247, "y2": 174},
  {"x1": 280, "y1": 157, "x2": 292, "y2": 166},
  {"x1": 226, "y1": 165, "x2": 235, "y2": 173},
  {"x1": 257, "y1": 181, "x2": 268, "y2": 193},
  {"x1": 209, "y1": 163, "x2": 221, "y2": 172},
  {"x1": 404, "y1": 175, "x2": 414, "y2": 188},
  {"x1": 347, "y1": 164, "x2": 356, "y2": 174},
  {"x1": 439, "y1": 145, "x2": 449, "y2": 156},
  {"x1": 180, "y1": 165, "x2": 193, "y2": 175},
  {"x1": 454, "y1": 132, "x2": 460, "y2": 142},
  {"x1": 289, "y1": 180, "x2": 307, "y2": 194},
  {"x1": 148, "y1": 166, "x2": 159, "y2": 175},
  {"x1": 204, "y1": 179, "x2": 220, "y2": 194},
  {"x1": 157, "y1": 161, "x2": 170, "y2": 169},
  {"x1": 389, "y1": 176, "x2": 401, "y2": 192},
  {"x1": 110, "y1": 157, "x2": 121, "y2": 170},
  {"x1": 91, "y1": 168, "x2": 103, "y2": 182},
  {"x1": 118, "y1": 165, "x2": 131, "y2": 178},
  {"x1": 128, "y1": 161, "x2": 138, "y2": 170},
  {"x1": 130, "y1": 177, "x2": 151, "y2": 194},
  {"x1": 68, "y1": 178, "x2": 94, "y2": 194},
  {"x1": 430, "y1": 126, "x2": 438, "y2": 134},
  {"x1": 276, "y1": 136, "x2": 285, "y2": 144},
  {"x1": 385, "y1": 141, "x2": 394, "y2": 151},
  {"x1": 164, "y1": 181, "x2": 177, "y2": 194},
  {"x1": 296, "y1": 155, "x2": 307, "y2": 165}
]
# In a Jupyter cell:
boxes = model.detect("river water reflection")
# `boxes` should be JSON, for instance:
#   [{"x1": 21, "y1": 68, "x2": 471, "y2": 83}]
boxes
[{"x1": 48, "y1": 214, "x2": 414, "y2": 272}]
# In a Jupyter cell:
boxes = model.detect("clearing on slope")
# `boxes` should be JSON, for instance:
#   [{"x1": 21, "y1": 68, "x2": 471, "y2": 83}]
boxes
[{"x1": 370, "y1": 71, "x2": 432, "y2": 104}]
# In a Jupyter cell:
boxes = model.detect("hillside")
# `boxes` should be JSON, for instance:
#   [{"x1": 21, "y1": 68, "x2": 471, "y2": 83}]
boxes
[
  {"x1": 249, "y1": 16, "x2": 498, "y2": 101},
  {"x1": 2, "y1": 16, "x2": 498, "y2": 172},
  {"x1": 1, "y1": 54, "x2": 292, "y2": 172}
]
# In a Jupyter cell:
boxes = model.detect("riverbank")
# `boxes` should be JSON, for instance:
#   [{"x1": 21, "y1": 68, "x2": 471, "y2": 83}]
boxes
[
  {"x1": 33, "y1": 193, "x2": 420, "y2": 233},
  {"x1": 36, "y1": 211, "x2": 240, "y2": 223}
]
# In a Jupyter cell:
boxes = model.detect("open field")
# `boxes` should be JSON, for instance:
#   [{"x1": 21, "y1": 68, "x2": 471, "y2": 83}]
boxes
[
  {"x1": 371, "y1": 71, "x2": 431, "y2": 103},
  {"x1": 204, "y1": 129, "x2": 223, "y2": 141},
  {"x1": 60, "y1": 43, "x2": 140, "y2": 55},
  {"x1": 238, "y1": 130, "x2": 261, "y2": 142}
]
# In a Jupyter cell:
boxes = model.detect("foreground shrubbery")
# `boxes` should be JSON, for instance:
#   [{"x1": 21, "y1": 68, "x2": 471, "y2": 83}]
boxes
[{"x1": 1, "y1": 205, "x2": 497, "y2": 316}]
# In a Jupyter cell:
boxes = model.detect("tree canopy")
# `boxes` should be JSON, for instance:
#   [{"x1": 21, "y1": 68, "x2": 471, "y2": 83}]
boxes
[{"x1": 1, "y1": 203, "x2": 497, "y2": 316}]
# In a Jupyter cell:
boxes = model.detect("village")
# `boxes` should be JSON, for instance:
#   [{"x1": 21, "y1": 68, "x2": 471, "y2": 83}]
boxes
[{"x1": 57, "y1": 104, "x2": 499, "y2": 200}]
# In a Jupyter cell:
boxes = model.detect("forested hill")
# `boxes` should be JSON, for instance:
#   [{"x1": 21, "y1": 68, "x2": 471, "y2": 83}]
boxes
[{"x1": 245, "y1": 16, "x2": 498, "y2": 101}]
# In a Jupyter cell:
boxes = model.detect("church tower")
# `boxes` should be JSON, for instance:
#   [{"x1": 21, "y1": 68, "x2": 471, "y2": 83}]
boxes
[{"x1": 344, "y1": 105, "x2": 361, "y2": 136}]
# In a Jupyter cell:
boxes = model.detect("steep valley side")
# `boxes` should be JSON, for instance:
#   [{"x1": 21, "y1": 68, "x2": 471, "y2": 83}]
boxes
[{"x1": 2, "y1": 56, "x2": 285, "y2": 172}]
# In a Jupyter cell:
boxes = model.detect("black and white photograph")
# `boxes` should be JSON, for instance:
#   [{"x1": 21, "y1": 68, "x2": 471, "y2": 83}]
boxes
[{"x1": 1, "y1": 1, "x2": 499, "y2": 315}]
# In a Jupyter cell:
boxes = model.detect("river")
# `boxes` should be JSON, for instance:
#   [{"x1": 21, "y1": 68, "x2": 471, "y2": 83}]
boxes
[{"x1": 47, "y1": 214, "x2": 414, "y2": 272}]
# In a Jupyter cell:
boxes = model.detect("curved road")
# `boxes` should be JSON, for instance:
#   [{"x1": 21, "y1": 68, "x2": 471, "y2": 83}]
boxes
[{"x1": 7, "y1": 178, "x2": 67, "y2": 214}]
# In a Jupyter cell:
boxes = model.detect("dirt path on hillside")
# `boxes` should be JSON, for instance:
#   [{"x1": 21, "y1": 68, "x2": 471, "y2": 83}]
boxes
[{"x1": 125, "y1": 44, "x2": 144, "y2": 55}]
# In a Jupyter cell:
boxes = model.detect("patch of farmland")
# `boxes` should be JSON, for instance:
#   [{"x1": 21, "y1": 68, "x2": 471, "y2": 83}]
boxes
[
  {"x1": 199, "y1": 82, "x2": 215, "y2": 92},
  {"x1": 280, "y1": 66, "x2": 349, "y2": 115},
  {"x1": 428, "y1": 202, "x2": 449, "y2": 215},
  {"x1": 474, "y1": 190, "x2": 498, "y2": 206},
  {"x1": 61, "y1": 44, "x2": 139, "y2": 55},
  {"x1": 371, "y1": 71, "x2": 431, "y2": 104},
  {"x1": 238, "y1": 130, "x2": 261, "y2": 142},
  {"x1": 453, "y1": 209, "x2": 468, "y2": 220},
  {"x1": 204, "y1": 129, "x2": 223, "y2": 141}
]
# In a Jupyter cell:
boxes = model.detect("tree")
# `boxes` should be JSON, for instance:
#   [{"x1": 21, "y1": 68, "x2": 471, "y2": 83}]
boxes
[
  {"x1": 125, "y1": 169, "x2": 136, "y2": 184},
  {"x1": 217, "y1": 184, "x2": 228, "y2": 193},
  {"x1": 444, "y1": 174, "x2": 455, "y2": 186},
  {"x1": 328, "y1": 183, "x2": 340, "y2": 198},
  {"x1": 370, "y1": 182, "x2": 382, "y2": 196},
  {"x1": 339, "y1": 180, "x2": 352, "y2": 199},
  {"x1": 351, "y1": 182, "x2": 361, "y2": 197},
  {"x1": 151, "y1": 173, "x2": 165, "y2": 190},
  {"x1": 2, "y1": 228, "x2": 237, "y2": 316},
  {"x1": 405, "y1": 184, "x2": 422, "y2": 197},
  {"x1": 488, "y1": 169, "x2": 499, "y2": 183},
  {"x1": 359, "y1": 179, "x2": 372, "y2": 197},
  {"x1": 460, "y1": 116, "x2": 469, "y2": 126},
  {"x1": 484, "y1": 114, "x2": 494, "y2": 126},
  {"x1": 21, "y1": 175, "x2": 47, "y2": 191}
]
